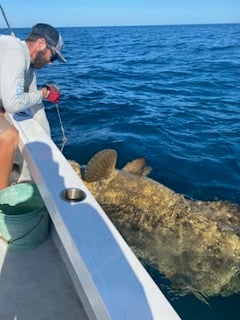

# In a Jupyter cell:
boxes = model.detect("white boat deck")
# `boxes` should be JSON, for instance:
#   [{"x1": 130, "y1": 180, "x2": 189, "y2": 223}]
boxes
[{"x1": 0, "y1": 227, "x2": 89, "y2": 320}]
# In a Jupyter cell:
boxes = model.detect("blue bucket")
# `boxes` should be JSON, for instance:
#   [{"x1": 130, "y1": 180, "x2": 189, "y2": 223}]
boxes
[{"x1": 0, "y1": 183, "x2": 49, "y2": 251}]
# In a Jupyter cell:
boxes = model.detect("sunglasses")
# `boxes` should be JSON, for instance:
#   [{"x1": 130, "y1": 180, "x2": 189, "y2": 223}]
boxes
[{"x1": 47, "y1": 45, "x2": 58, "y2": 63}]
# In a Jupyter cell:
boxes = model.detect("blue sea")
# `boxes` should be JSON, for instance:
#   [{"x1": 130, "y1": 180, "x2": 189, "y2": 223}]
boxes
[{"x1": 3, "y1": 23, "x2": 240, "y2": 319}]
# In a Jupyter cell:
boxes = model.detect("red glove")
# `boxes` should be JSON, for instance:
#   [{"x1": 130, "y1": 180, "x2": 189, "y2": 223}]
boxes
[{"x1": 43, "y1": 84, "x2": 60, "y2": 104}]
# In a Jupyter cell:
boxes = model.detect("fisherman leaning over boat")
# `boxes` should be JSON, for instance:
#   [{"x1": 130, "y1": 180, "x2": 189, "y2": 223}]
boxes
[{"x1": 0, "y1": 23, "x2": 67, "y2": 190}]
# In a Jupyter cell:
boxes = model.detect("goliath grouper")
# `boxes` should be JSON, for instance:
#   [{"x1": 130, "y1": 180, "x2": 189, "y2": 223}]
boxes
[{"x1": 69, "y1": 149, "x2": 240, "y2": 303}]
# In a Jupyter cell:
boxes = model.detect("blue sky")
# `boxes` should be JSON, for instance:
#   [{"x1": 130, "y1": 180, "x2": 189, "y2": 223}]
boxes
[{"x1": 0, "y1": 0, "x2": 239, "y2": 28}]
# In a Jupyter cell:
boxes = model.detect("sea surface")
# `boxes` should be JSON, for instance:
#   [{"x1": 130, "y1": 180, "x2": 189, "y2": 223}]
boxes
[{"x1": 3, "y1": 24, "x2": 240, "y2": 319}]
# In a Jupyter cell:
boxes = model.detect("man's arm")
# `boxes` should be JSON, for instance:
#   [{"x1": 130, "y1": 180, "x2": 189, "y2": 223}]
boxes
[{"x1": 0, "y1": 46, "x2": 43, "y2": 114}]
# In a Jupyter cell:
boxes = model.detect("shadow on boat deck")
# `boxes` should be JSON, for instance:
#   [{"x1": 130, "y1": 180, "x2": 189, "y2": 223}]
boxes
[{"x1": 0, "y1": 232, "x2": 88, "y2": 320}]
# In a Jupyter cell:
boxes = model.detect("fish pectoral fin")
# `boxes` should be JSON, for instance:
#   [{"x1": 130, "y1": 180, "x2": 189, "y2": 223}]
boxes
[
  {"x1": 122, "y1": 158, "x2": 152, "y2": 176},
  {"x1": 83, "y1": 149, "x2": 117, "y2": 182},
  {"x1": 142, "y1": 165, "x2": 152, "y2": 176}
]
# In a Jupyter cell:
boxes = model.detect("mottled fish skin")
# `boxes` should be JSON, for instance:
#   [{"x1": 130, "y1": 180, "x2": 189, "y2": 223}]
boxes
[
  {"x1": 68, "y1": 160, "x2": 81, "y2": 176},
  {"x1": 70, "y1": 149, "x2": 240, "y2": 302}
]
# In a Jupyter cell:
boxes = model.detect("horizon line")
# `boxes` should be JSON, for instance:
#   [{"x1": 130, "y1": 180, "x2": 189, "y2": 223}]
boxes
[{"x1": 0, "y1": 21, "x2": 239, "y2": 29}]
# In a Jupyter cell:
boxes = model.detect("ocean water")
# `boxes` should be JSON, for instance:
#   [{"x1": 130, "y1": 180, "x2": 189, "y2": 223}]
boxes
[{"x1": 3, "y1": 24, "x2": 240, "y2": 319}]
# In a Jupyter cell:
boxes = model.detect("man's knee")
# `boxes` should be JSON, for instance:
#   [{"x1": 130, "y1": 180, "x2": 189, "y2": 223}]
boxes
[
  {"x1": 8, "y1": 126, "x2": 19, "y2": 148},
  {"x1": 0, "y1": 126, "x2": 19, "y2": 149}
]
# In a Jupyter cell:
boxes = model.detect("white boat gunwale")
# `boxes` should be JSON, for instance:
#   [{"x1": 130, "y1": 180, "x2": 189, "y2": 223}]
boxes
[{"x1": 7, "y1": 113, "x2": 181, "y2": 320}]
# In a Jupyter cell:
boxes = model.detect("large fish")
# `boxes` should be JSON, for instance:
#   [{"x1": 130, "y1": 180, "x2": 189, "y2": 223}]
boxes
[{"x1": 70, "y1": 149, "x2": 240, "y2": 303}]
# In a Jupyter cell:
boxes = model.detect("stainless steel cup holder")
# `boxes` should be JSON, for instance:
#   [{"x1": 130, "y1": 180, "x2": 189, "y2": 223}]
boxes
[{"x1": 61, "y1": 188, "x2": 86, "y2": 202}]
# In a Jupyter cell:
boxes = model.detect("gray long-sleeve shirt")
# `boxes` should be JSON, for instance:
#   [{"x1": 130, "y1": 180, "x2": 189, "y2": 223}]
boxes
[
  {"x1": 0, "y1": 35, "x2": 42, "y2": 112},
  {"x1": 0, "y1": 35, "x2": 50, "y2": 135}
]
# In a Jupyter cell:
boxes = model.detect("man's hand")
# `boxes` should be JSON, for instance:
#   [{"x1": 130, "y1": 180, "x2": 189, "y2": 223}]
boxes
[{"x1": 42, "y1": 84, "x2": 60, "y2": 104}]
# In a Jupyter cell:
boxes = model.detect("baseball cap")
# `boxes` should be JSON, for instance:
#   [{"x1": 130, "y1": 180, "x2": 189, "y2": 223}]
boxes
[{"x1": 29, "y1": 23, "x2": 67, "y2": 63}]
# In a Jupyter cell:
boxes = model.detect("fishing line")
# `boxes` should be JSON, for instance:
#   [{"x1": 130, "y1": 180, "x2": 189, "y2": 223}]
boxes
[{"x1": 55, "y1": 103, "x2": 67, "y2": 152}]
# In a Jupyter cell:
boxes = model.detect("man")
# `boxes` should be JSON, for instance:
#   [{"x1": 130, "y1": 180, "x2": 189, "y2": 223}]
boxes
[{"x1": 0, "y1": 23, "x2": 67, "y2": 190}]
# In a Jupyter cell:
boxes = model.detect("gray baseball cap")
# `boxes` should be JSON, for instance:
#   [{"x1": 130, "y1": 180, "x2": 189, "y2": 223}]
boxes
[{"x1": 29, "y1": 23, "x2": 67, "y2": 63}]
